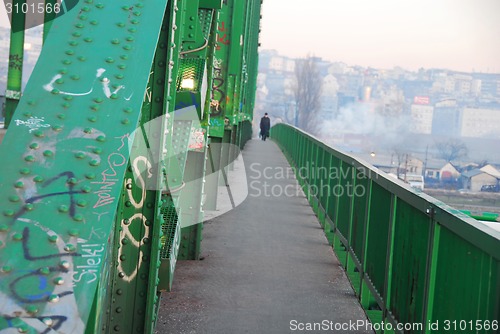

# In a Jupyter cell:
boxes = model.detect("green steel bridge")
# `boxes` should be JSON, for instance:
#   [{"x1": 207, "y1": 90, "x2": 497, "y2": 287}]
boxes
[{"x1": 0, "y1": 1, "x2": 498, "y2": 333}]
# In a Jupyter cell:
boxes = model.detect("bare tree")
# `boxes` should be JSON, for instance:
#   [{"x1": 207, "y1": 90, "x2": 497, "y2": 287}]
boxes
[
  {"x1": 435, "y1": 139, "x2": 468, "y2": 162},
  {"x1": 293, "y1": 56, "x2": 323, "y2": 134}
]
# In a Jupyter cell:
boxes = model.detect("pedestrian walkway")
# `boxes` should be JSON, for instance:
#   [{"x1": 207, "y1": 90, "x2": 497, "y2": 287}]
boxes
[{"x1": 156, "y1": 139, "x2": 372, "y2": 334}]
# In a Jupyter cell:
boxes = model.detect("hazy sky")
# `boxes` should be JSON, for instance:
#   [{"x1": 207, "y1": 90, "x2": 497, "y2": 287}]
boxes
[
  {"x1": 260, "y1": 0, "x2": 500, "y2": 73},
  {"x1": 1, "y1": 1, "x2": 499, "y2": 72}
]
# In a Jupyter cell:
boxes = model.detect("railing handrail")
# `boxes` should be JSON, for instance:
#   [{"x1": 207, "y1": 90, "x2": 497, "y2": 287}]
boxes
[{"x1": 273, "y1": 123, "x2": 500, "y2": 259}]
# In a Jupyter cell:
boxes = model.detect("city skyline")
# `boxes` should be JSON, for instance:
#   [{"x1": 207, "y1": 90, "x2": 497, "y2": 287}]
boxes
[{"x1": 259, "y1": 0, "x2": 500, "y2": 73}]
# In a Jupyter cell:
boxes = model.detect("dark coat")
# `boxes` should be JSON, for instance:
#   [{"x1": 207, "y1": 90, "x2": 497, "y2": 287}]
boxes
[{"x1": 260, "y1": 116, "x2": 271, "y2": 135}]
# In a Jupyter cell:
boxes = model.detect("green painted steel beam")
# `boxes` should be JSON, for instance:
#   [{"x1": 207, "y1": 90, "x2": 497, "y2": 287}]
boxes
[{"x1": 4, "y1": 0, "x2": 26, "y2": 128}]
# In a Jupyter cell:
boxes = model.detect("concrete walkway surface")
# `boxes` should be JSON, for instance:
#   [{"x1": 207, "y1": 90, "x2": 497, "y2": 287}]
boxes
[{"x1": 156, "y1": 138, "x2": 373, "y2": 334}]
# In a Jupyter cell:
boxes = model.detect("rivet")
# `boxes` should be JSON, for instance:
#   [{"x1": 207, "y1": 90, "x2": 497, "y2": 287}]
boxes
[
  {"x1": 90, "y1": 20, "x2": 98, "y2": 25},
  {"x1": 143, "y1": 238, "x2": 149, "y2": 244},
  {"x1": 78, "y1": 56, "x2": 87, "y2": 61},
  {"x1": 75, "y1": 23, "x2": 84, "y2": 29},
  {"x1": 3, "y1": 210, "x2": 14, "y2": 217},
  {"x1": 34, "y1": 175, "x2": 44, "y2": 183},
  {"x1": 126, "y1": 36, "x2": 135, "y2": 42},
  {"x1": 115, "y1": 74, "x2": 124, "y2": 79},
  {"x1": 14, "y1": 181, "x2": 24, "y2": 188},
  {"x1": 135, "y1": 2, "x2": 144, "y2": 8},
  {"x1": 23, "y1": 111, "x2": 32, "y2": 117},
  {"x1": 146, "y1": 202, "x2": 154, "y2": 208},
  {"x1": 25, "y1": 203, "x2": 34, "y2": 211},
  {"x1": 65, "y1": 50, "x2": 75, "y2": 56},
  {"x1": 105, "y1": 57, "x2": 114, "y2": 63},
  {"x1": 188, "y1": 33, "x2": 194, "y2": 38},
  {"x1": 121, "y1": 119, "x2": 130, "y2": 125},
  {"x1": 33, "y1": 130, "x2": 44, "y2": 137},
  {"x1": 133, "y1": 10, "x2": 141, "y2": 16},
  {"x1": 121, "y1": 238, "x2": 129, "y2": 245},
  {"x1": 131, "y1": 19, "x2": 139, "y2": 24},
  {"x1": 81, "y1": 186, "x2": 92, "y2": 193},
  {"x1": 72, "y1": 31, "x2": 82, "y2": 37},
  {"x1": 17, "y1": 324, "x2": 29, "y2": 333},
  {"x1": 29, "y1": 142, "x2": 39, "y2": 150},
  {"x1": 75, "y1": 152, "x2": 85, "y2": 159},
  {"x1": 110, "y1": 94, "x2": 118, "y2": 99},
  {"x1": 88, "y1": 116, "x2": 97, "y2": 122},
  {"x1": 82, "y1": 5, "x2": 90, "y2": 11},
  {"x1": 84, "y1": 37, "x2": 93, "y2": 43},
  {"x1": 123, "y1": 219, "x2": 129, "y2": 225},
  {"x1": 73, "y1": 214, "x2": 84, "y2": 222},
  {"x1": 62, "y1": 59, "x2": 72, "y2": 66},
  {"x1": 60, "y1": 260, "x2": 70, "y2": 269},
  {"x1": 59, "y1": 205, "x2": 69, "y2": 213},
  {"x1": 121, "y1": 5, "x2": 129, "y2": 10},
  {"x1": 43, "y1": 150, "x2": 54, "y2": 157},
  {"x1": 1, "y1": 265, "x2": 12, "y2": 273},
  {"x1": 51, "y1": 88, "x2": 60, "y2": 94},
  {"x1": 96, "y1": 135, "x2": 106, "y2": 142},
  {"x1": 94, "y1": 97, "x2": 104, "y2": 103},
  {"x1": 12, "y1": 233, "x2": 23, "y2": 241},
  {"x1": 120, "y1": 255, "x2": 126, "y2": 261},
  {"x1": 89, "y1": 159, "x2": 100, "y2": 166},
  {"x1": 9, "y1": 195, "x2": 20, "y2": 202},
  {"x1": 48, "y1": 235, "x2": 58, "y2": 243},
  {"x1": 71, "y1": 74, "x2": 80, "y2": 80},
  {"x1": 118, "y1": 64, "x2": 126, "y2": 70},
  {"x1": 56, "y1": 78, "x2": 64, "y2": 84},
  {"x1": 69, "y1": 228, "x2": 79, "y2": 237},
  {"x1": 64, "y1": 244, "x2": 76, "y2": 252},
  {"x1": 59, "y1": 68, "x2": 68, "y2": 75},
  {"x1": 95, "y1": 3, "x2": 104, "y2": 9},
  {"x1": 62, "y1": 102, "x2": 71, "y2": 108},
  {"x1": 116, "y1": 289, "x2": 123, "y2": 295},
  {"x1": 64, "y1": 95, "x2": 73, "y2": 100},
  {"x1": 116, "y1": 307, "x2": 122, "y2": 313},
  {"x1": 128, "y1": 27, "x2": 137, "y2": 33},
  {"x1": 48, "y1": 294, "x2": 60, "y2": 303},
  {"x1": 0, "y1": 224, "x2": 9, "y2": 232},
  {"x1": 111, "y1": 39, "x2": 120, "y2": 45},
  {"x1": 26, "y1": 305, "x2": 38, "y2": 314},
  {"x1": 42, "y1": 318, "x2": 54, "y2": 327},
  {"x1": 85, "y1": 173, "x2": 96, "y2": 179},
  {"x1": 79, "y1": 14, "x2": 87, "y2": 20},
  {"x1": 123, "y1": 44, "x2": 132, "y2": 50},
  {"x1": 118, "y1": 272, "x2": 125, "y2": 278},
  {"x1": 125, "y1": 201, "x2": 132, "y2": 207},
  {"x1": 39, "y1": 267, "x2": 50, "y2": 275},
  {"x1": 77, "y1": 200, "x2": 87, "y2": 207},
  {"x1": 51, "y1": 125, "x2": 62, "y2": 132},
  {"x1": 116, "y1": 22, "x2": 125, "y2": 28},
  {"x1": 114, "y1": 325, "x2": 120, "y2": 331},
  {"x1": 92, "y1": 147, "x2": 102, "y2": 154}
]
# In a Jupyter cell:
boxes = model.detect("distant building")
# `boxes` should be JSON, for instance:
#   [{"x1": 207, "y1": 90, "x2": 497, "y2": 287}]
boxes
[
  {"x1": 460, "y1": 107, "x2": 500, "y2": 138},
  {"x1": 462, "y1": 169, "x2": 500, "y2": 192},
  {"x1": 410, "y1": 104, "x2": 434, "y2": 134},
  {"x1": 440, "y1": 162, "x2": 460, "y2": 181}
]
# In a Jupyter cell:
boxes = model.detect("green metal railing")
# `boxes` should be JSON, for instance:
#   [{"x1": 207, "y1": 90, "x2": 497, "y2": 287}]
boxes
[{"x1": 272, "y1": 123, "x2": 500, "y2": 334}]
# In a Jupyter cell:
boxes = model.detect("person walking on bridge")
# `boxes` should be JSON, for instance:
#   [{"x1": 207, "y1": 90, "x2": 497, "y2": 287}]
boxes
[{"x1": 260, "y1": 113, "x2": 271, "y2": 141}]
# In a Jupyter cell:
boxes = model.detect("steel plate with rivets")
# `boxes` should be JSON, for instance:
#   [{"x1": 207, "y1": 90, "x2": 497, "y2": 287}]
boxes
[{"x1": 0, "y1": 0, "x2": 168, "y2": 332}]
